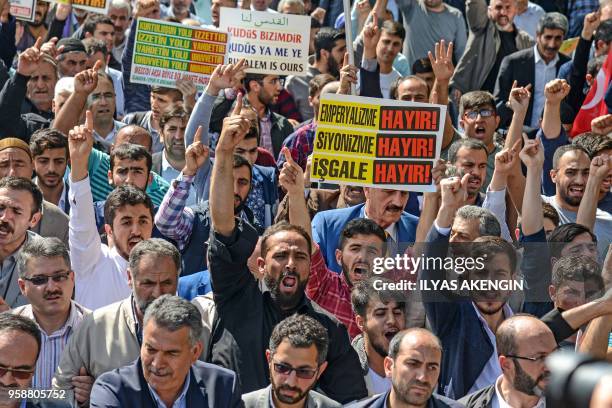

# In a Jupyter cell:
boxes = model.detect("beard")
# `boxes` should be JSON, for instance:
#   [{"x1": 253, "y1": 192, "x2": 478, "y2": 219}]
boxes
[
  {"x1": 327, "y1": 56, "x2": 340, "y2": 78},
  {"x1": 264, "y1": 271, "x2": 307, "y2": 310},
  {"x1": 134, "y1": 293, "x2": 155, "y2": 315},
  {"x1": 392, "y1": 377, "x2": 432, "y2": 406},
  {"x1": 271, "y1": 376, "x2": 313, "y2": 404},
  {"x1": 560, "y1": 187, "x2": 583, "y2": 207},
  {"x1": 366, "y1": 330, "x2": 389, "y2": 358},
  {"x1": 234, "y1": 194, "x2": 247, "y2": 214},
  {"x1": 513, "y1": 360, "x2": 549, "y2": 396}
]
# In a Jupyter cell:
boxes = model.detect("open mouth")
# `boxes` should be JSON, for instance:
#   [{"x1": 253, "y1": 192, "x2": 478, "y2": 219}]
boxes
[
  {"x1": 352, "y1": 265, "x2": 369, "y2": 279},
  {"x1": 468, "y1": 176, "x2": 481, "y2": 188},
  {"x1": 384, "y1": 329, "x2": 399, "y2": 342},
  {"x1": 474, "y1": 125, "x2": 486, "y2": 137},
  {"x1": 280, "y1": 275, "x2": 297, "y2": 294},
  {"x1": 0, "y1": 225, "x2": 12, "y2": 237},
  {"x1": 568, "y1": 185, "x2": 584, "y2": 196}
]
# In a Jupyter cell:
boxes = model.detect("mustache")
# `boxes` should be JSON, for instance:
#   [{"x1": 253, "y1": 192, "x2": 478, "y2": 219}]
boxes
[
  {"x1": 385, "y1": 205, "x2": 403, "y2": 212},
  {"x1": 409, "y1": 379, "x2": 432, "y2": 389},
  {"x1": 44, "y1": 172, "x2": 60, "y2": 178},
  {"x1": 0, "y1": 222, "x2": 14, "y2": 234},
  {"x1": 44, "y1": 290, "x2": 63, "y2": 299},
  {"x1": 147, "y1": 366, "x2": 170, "y2": 376}
]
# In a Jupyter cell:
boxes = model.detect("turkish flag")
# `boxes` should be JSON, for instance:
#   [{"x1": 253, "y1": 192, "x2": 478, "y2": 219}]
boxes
[{"x1": 570, "y1": 48, "x2": 612, "y2": 137}]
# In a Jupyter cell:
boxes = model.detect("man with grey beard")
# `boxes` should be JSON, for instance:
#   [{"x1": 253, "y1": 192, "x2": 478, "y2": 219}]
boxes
[{"x1": 52, "y1": 239, "x2": 180, "y2": 407}]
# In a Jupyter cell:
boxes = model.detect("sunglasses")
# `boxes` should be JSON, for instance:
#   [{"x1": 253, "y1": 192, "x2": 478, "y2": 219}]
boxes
[
  {"x1": 273, "y1": 362, "x2": 318, "y2": 379},
  {"x1": 464, "y1": 109, "x2": 495, "y2": 120},
  {"x1": 0, "y1": 366, "x2": 34, "y2": 380},
  {"x1": 22, "y1": 272, "x2": 71, "y2": 286}
]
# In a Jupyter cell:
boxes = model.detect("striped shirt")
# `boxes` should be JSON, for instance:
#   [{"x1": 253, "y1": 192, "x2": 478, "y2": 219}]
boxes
[{"x1": 12, "y1": 301, "x2": 90, "y2": 388}]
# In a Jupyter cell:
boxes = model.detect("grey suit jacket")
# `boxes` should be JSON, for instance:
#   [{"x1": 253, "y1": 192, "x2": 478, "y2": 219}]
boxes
[
  {"x1": 242, "y1": 385, "x2": 341, "y2": 408},
  {"x1": 32, "y1": 200, "x2": 69, "y2": 247}
]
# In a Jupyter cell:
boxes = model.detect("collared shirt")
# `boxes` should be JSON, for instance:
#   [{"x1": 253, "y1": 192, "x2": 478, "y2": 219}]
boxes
[
  {"x1": 148, "y1": 373, "x2": 190, "y2": 408},
  {"x1": 493, "y1": 375, "x2": 546, "y2": 408},
  {"x1": 93, "y1": 120, "x2": 126, "y2": 152},
  {"x1": 69, "y1": 176, "x2": 131, "y2": 310},
  {"x1": 368, "y1": 368, "x2": 391, "y2": 395},
  {"x1": 276, "y1": 121, "x2": 316, "y2": 171},
  {"x1": 468, "y1": 302, "x2": 514, "y2": 394},
  {"x1": 259, "y1": 111, "x2": 274, "y2": 154},
  {"x1": 34, "y1": 177, "x2": 69, "y2": 214},
  {"x1": 531, "y1": 45, "x2": 559, "y2": 127},
  {"x1": 513, "y1": 2, "x2": 545, "y2": 38},
  {"x1": 13, "y1": 301, "x2": 89, "y2": 388},
  {"x1": 161, "y1": 153, "x2": 197, "y2": 207}
]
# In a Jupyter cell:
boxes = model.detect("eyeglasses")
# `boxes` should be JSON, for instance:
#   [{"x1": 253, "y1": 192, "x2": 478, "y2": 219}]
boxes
[
  {"x1": 272, "y1": 362, "x2": 318, "y2": 379},
  {"x1": 0, "y1": 366, "x2": 35, "y2": 380},
  {"x1": 464, "y1": 109, "x2": 495, "y2": 120},
  {"x1": 22, "y1": 272, "x2": 71, "y2": 286},
  {"x1": 506, "y1": 348, "x2": 559, "y2": 363},
  {"x1": 259, "y1": 78, "x2": 285, "y2": 87}
]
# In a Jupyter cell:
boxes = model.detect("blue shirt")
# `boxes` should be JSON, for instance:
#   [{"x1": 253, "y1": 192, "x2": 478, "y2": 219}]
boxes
[{"x1": 148, "y1": 372, "x2": 190, "y2": 408}]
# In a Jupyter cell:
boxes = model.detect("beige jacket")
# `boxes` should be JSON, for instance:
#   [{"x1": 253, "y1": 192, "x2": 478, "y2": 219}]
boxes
[{"x1": 52, "y1": 298, "x2": 140, "y2": 388}]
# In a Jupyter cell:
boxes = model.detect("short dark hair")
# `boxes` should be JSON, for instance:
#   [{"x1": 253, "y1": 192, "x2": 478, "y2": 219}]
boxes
[
  {"x1": 594, "y1": 20, "x2": 612, "y2": 45},
  {"x1": 459, "y1": 91, "x2": 496, "y2": 118},
  {"x1": 0, "y1": 313, "x2": 42, "y2": 358},
  {"x1": 82, "y1": 14, "x2": 114, "y2": 36},
  {"x1": 552, "y1": 144, "x2": 589, "y2": 169},
  {"x1": 447, "y1": 138, "x2": 489, "y2": 164},
  {"x1": 471, "y1": 236, "x2": 518, "y2": 274},
  {"x1": 536, "y1": 12, "x2": 568, "y2": 35},
  {"x1": 573, "y1": 132, "x2": 612, "y2": 158},
  {"x1": 143, "y1": 295, "x2": 203, "y2": 346},
  {"x1": 412, "y1": 57, "x2": 433, "y2": 74},
  {"x1": 587, "y1": 55, "x2": 606, "y2": 78},
  {"x1": 338, "y1": 218, "x2": 386, "y2": 250},
  {"x1": 18, "y1": 236, "x2": 71, "y2": 278},
  {"x1": 261, "y1": 222, "x2": 312, "y2": 258},
  {"x1": 551, "y1": 255, "x2": 600, "y2": 288},
  {"x1": 159, "y1": 106, "x2": 188, "y2": 130},
  {"x1": 110, "y1": 143, "x2": 152, "y2": 174},
  {"x1": 351, "y1": 278, "x2": 406, "y2": 318},
  {"x1": 309, "y1": 73, "x2": 336, "y2": 98},
  {"x1": 542, "y1": 202, "x2": 560, "y2": 227},
  {"x1": 388, "y1": 328, "x2": 442, "y2": 360},
  {"x1": 0, "y1": 177, "x2": 43, "y2": 215},
  {"x1": 548, "y1": 223, "x2": 597, "y2": 259},
  {"x1": 456, "y1": 205, "x2": 501, "y2": 237},
  {"x1": 314, "y1": 27, "x2": 344, "y2": 60},
  {"x1": 29, "y1": 128, "x2": 68, "y2": 158},
  {"x1": 83, "y1": 37, "x2": 108, "y2": 57},
  {"x1": 104, "y1": 184, "x2": 154, "y2": 227},
  {"x1": 390, "y1": 75, "x2": 429, "y2": 100},
  {"x1": 233, "y1": 154, "x2": 252, "y2": 184},
  {"x1": 150, "y1": 86, "x2": 183, "y2": 100},
  {"x1": 380, "y1": 20, "x2": 405, "y2": 42},
  {"x1": 269, "y1": 314, "x2": 329, "y2": 364}
]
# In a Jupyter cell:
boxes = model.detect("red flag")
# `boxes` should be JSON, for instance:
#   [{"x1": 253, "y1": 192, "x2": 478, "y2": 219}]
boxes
[{"x1": 570, "y1": 48, "x2": 612, "y2": 137}]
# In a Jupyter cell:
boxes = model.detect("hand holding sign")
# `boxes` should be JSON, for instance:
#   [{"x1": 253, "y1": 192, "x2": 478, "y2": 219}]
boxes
[
  {"x1": 17, "y1": 37, "x2": 43, "y2": 77},
  {"x1": 339, "y1": 53, "x2": 358, "y2": 95},
  {"x1": 217, "y1": 96, "x2": 251, "y2": 154},
  {"x1": 519, "y1": 133, "x2": 544, "y2": 170},
  {"x1": 279, "y1": 147, "x2": 305, "y2": 196},
  {"x1": 428, "y1": 40, "x2": 454, "y2": 83},
  {"x1": 183, "y1": 126, "x2": 210, "y2": 176}
]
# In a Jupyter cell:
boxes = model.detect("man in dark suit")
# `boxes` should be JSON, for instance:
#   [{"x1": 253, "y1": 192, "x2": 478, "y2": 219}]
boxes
[
  {"x1": 494, "y1": 12, "x2": 572, "y2": 128},
  {"x1": 311, "y1": 188, "x2": 418, "y2": 273},
  {"x1": 242, "y1": 314, "x2": 341, "y2": 408},
  {"x1": 346, "y1": 328, "x2": 462, "y2": 408},
  {"x1": 89, "y1": 295, "x2": 242, "y2": 408}
]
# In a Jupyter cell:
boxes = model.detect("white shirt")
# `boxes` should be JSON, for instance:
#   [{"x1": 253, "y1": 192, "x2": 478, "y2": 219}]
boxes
[
  {"x1": 69, "y1": 177, "x2": 132, "y2": 310},
  {"x1": 161, "y1": 153, "x2": 197, "y2": 207},
  {"x1": 379, "y1": 69, "x2": 402, "y2": 99},
  {"x1": 468, "y1": 302, "x2": 514, "y2": 394},
  {"x1": 531, "y1": 45, "x2": 559, "y2": 127},
  {"x1": 93, "y1": 120, "x2": 126, "y2": 152},
  {"x1": 492, "y1": 375, "x2": 546, "y2": 408},
  {"x1": 368, "y1": 367, "x2": 392, "y2": 394}
]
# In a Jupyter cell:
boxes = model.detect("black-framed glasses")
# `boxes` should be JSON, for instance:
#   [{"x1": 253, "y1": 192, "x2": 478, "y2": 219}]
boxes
[
  {"x1": 272, "y1": 362, "x2": 318, "y2": 379},
  {"x1": 0, "y1": 366, "x2": 35, "y2": 380},
  {"x1": 506, "y1": 347, "x2": 559, "y2": 363},
  {"x1": 464, "y1": 109, "x2": 495, "y2": 120},
  {"x1": 22, "y1": 272, "x2": 71, "y2": 286}
]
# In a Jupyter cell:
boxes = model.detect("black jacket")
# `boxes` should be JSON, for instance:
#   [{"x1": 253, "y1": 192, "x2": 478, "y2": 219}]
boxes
[
  {"x1": 459, "y1": 384, "x2": 496, "y2": 408},
  {"x1": 494, "y1": 47, "x2": 571, "y2": 127},
  {"x1": 0, "y1": 73, "x2": 50, "y2": 141},
  {"x1": 346, "y1": 390, "x2": 464, "y2": 408},
  {"x1": 90, "y1": 358, "x2": 242, "y2": 408},
  {"x1": 206, "y1": 217, "x2": 368, "y2": 403}
]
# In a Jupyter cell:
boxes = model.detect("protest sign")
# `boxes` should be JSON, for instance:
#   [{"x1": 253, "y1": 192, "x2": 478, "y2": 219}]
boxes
[
  {"x1": 9, "y1": 0, "x2": 36, "y2": 22},
  {"x1": 130, "y1": 18, "x2": 229, "y2": 89},
  {"x1": 311, "y1": 94, "x2": 446, "y2": 192},
  {"x1": 42, "y1": 0, "x2": 110, "y2": 15},
  {"x1": 219, "y1": 7, "x2": 310, "y2": 76}
]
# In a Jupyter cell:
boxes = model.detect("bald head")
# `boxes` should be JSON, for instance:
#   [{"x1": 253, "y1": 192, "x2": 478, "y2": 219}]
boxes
[
  {"x1": 321, "y1": 80, "x2": 340, "y2": 95},
  {"x1": 389, "y1": 328, "x2": 443, "y2": 360},
  {"x1": 497, "y1": 315, "x2": 555, "y2": 357},
  {"x1": 114, "y1": 125, "x2": 153, "y2": 153}
]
